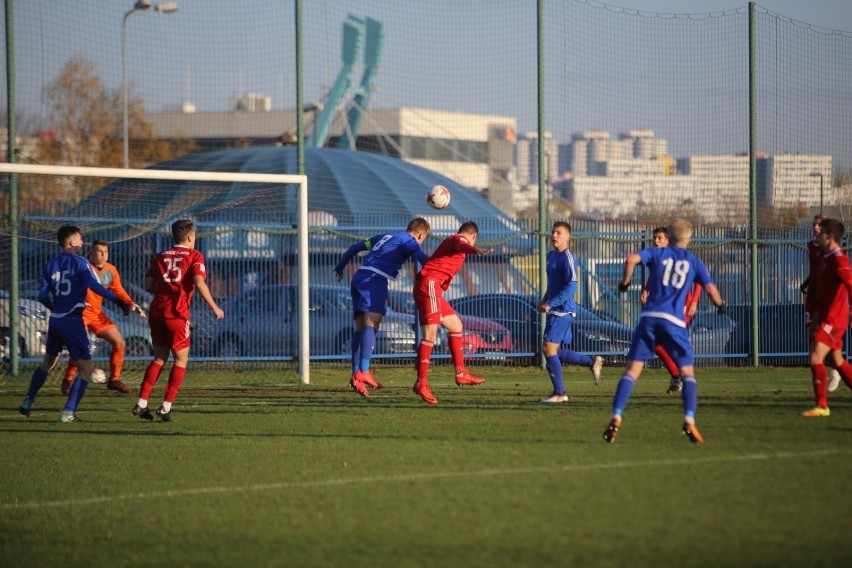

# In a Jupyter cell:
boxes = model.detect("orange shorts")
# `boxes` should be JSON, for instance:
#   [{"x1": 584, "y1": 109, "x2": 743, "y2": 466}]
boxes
[
  {"x1": 812, "y1": 321, "x2": 846, "y2": 351},
  {"x1": 83, "y1": 310, "x2": 117, "y2": 336},
  {"x1": 149, "y1": 317, "x2": 191, "y2": 352}
]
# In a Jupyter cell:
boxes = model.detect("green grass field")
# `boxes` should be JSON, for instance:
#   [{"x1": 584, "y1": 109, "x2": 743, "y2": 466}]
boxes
[{"x1": 1, "y1": 364, "x2": 850, "y2": 567}]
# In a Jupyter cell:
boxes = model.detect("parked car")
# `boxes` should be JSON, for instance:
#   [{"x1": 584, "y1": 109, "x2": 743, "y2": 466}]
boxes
[
  {"x1": 386, "y1": 290, "x2": 513, "y2": 356},
  {"x1": 194, "y1": 284, "x2": 420, "y2": 359},
  {"x1": 724, "y1": 303, "x2": 815, "y2": 365},
  {"x1": 0, "y1": 290, "x2": 49, "y2": 359},
  {"x1": 688, "y1": 309, "x2": 735, "y2": 363},
  {"x1": 91, "y1": 301, "x2": 153, "y2": 359},
  {"x1": 447, "y1": 293, "x2": 632, "y2": 359}
]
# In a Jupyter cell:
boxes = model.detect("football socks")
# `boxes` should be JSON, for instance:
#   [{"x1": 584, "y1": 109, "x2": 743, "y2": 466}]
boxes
[
  {"x1": 140, "y1": 361, "x2": 165, "y2": 401},
  {"x1": 545, "y1": 355, "x2": 565, "y2": 395},
  {"x1": 448, "y1": 332, "x2": 465, "y2": 373},
  {"x1": 359, "y1": 326, "x2": 376, "y2": 373},
  {"x1": 25, "y1": 367, "x2": 49, "y2": 401},
  {"x1": 416, "y1": 340, "x2": 434, "y2": 384},
  {"x1": 611, "y1": 374, "x2": 636, "y2": 417},
  {"x1": 64, "y1": 378, "x2": 88, "y2": 413},
  {"x1": 163, "y1": 365, "x2": 187, "y2": 403},
  {"x1": 809, "y1": 363, "x2": 828, "y2": 409},
  {"x1": 682, "y1": 376, "x2": 698, "y2": 419},
  {"x1": 559, "y1": 348, "x2": 592, "y2": 368},
  {"x1": 350, "y1": 330, "x2": 362, "y2": 374}
]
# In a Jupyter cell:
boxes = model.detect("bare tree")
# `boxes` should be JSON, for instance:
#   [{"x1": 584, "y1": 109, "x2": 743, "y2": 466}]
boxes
[{"x1": 25, "y1": 56, "x2": 193, "y2": 211}]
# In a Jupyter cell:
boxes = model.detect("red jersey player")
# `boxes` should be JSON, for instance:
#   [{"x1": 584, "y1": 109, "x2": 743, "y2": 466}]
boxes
[
  {"x1": 801, "y1": 214, "x2": 841, "y2": 391},
  {"x1": 62, "y1": 240, "x2": 146, "y2": 395},
  {"x1": 640, "y1": 227, "x2": 702, "y2": 394},
  {"x1": 801, "y1": 214, "x2": 826, "y2": 316},
  {"x1": 412, "y1": 221, "x2": 493, "y2": 404},
  {"x1": 132, "y1": 219, "x2": 224, "y2": 422},
  {"x1": 802, "y1": 218, "x2": 852, "y2": 417}
]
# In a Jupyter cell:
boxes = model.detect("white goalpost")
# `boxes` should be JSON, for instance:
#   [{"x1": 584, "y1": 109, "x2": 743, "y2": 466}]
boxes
[{"x1": 0, "y1": 163, "x2": 312, "y2": 385}]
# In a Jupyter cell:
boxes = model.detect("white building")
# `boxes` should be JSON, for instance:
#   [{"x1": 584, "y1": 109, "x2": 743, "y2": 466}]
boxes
[
  {"x1": 760, "y1": 154, "x2": 833, "y2": 209},
  {"x1": 515, "y1": 131, "x2": 559, "y2": 186},
  {"x1": 230, "y1": 93, "x2": 272, "y2": 113}
]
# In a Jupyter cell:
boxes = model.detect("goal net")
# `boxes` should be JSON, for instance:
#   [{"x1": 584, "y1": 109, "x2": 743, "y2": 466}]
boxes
[{"x1": 0, "y1": 163, "x2": 310, "y2": 385}]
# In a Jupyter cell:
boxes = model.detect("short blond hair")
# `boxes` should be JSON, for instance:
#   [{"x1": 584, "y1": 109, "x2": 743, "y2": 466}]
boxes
[{"x1": 669, "y1": 218, "x2": 693, "y2": 245}]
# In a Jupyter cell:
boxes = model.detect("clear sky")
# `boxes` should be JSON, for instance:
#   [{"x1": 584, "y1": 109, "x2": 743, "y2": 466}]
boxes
[{"x1": 5, "y1": 0, "x2": 851, "y2": 165}]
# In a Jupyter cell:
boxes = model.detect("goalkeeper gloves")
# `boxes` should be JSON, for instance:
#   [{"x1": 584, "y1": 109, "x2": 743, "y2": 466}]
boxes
[{"x1": 617, "y1": 282, "x2": 630, "y2": 293}]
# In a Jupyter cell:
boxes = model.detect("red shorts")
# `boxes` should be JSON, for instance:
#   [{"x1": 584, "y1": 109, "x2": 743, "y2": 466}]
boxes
[
  {"x1": 413, "y1": 276, "x2": 456, "y2": 325},
  {"x1": 812, "y1": 321, "x2": 846, "y2": 351},
  {"x1": 149, "y1": 317, "x2": 191, "y2": 352},
  {"x1": 83, "y1": 310, "x2": 117, "y2": 335}
]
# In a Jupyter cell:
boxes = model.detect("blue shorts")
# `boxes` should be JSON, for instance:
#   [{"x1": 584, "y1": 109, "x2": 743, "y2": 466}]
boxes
[
  {"x1": 45, "y1": 312, "x2": 92, "y2": 361},
  {"x1": 351, "y1": 271, "x2": 389, "y2": 315},
  {"x1": 543, "y1": 312, "x2": 575, "y2": 345},
  {"x1": 628, "y1": 317, "x2": 693, "y2": 366}
]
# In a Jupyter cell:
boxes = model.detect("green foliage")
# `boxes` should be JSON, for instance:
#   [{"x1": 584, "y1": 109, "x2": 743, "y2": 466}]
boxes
[{"x1": 1, "y1": 366, "x2": 850, "y2": 566}]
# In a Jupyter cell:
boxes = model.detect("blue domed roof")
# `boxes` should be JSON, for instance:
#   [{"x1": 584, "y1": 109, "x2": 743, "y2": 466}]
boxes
[{"x1": 127, "y1": 146, "x2": 514, "y2": 227}]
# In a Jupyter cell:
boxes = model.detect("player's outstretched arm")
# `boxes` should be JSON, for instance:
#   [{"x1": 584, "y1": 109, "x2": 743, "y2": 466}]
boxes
[
  {"x1": 194, "y1": 275, "x2": 224, "y2": 320},
  {"x1": 334, "y1": 240, "x2": 370, "y2": 278},
  {"x1": 704, "y1": 283, "x2": 726, "y2": 314},
  {"x1": 619, "y1": 253, "x2": 642, "y2": 292}
]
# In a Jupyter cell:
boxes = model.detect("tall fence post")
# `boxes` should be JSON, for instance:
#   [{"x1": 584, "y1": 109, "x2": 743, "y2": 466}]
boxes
[{"x1": 748, "y1": 2, "x2": 760, "y2": 367}]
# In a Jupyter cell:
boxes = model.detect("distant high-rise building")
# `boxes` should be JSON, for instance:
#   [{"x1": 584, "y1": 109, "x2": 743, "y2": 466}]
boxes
[
  {"x1": 515, "y1": 131, "x2": 558, "y2": 186},
  {"x1": 231, "y1": 93, "x2": 272, "y2": 113}
]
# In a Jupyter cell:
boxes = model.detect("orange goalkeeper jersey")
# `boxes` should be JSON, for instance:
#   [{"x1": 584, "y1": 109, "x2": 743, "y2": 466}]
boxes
[{"x1": 84, "y1": 261, "x2": 134, "y2": 319}]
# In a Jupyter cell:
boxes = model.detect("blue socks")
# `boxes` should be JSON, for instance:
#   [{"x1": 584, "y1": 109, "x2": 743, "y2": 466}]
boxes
[
  {"x1": 611, "y1": 374, "x2": 636, "y2": 417},
  {"x1": 682, "y1": 376, "x2": 698, "y2": 419},
  {"x1": 545, "y1": 355, "x2": 565, "y2": 394},
  {"x1": 64, "y1": 378, "x2": 88, "y2": 412},
  {"x1": 351, "y1": 330, "x2": 362, "y2": 373},
  {"x1": 545, "y1": 349, "x2": 594, "y2": 394},
  {"x1": 359, "y1": 326, "x2": 377, "y2": 373},
  {"x1": 559, "y1": 348, "x2": 592, "y2": 368},
  {"x1": 25, "y1": 367, "x2": 49, "y2": 400}
]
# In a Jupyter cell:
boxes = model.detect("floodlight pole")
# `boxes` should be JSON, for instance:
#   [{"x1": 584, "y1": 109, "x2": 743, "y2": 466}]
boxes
[{"x1": 122, "y1": 1, "x2": 179, "y2": 168}]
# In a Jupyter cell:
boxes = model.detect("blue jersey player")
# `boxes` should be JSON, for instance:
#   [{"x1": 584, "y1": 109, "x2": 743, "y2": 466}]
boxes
[
  {"x1": 604, "y1": 218, "x2": 725, "y2": 444},
  {"x1": 538, "y1": 221, "x2": 604, "y2": 403},
  {"x1": 19, "y1": 226, "x2": 132, "y2": 423},
  {"x1": 334, "y1": 217, "x2": 430, "y2": 396}
]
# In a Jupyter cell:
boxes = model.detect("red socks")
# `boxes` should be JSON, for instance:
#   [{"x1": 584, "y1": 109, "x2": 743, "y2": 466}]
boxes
[
  {"x1": 810, "y1": 363, "x2": 828, "y2": 408},
  {"x1": 654, "y1": 344, "x2": 679, "y2": 378},
  {"x1": 163, "y1": 365, "x2": 187, "y2": 403},
  {"x1": 449, "y1": 332, "x2": 466, "y2": 376},
  {"x1": 139, "y1": 361, "x2": 165, "y2": 401},
  {"x1": 416, "y1": 340, "x2": 434, "y2": 384}
]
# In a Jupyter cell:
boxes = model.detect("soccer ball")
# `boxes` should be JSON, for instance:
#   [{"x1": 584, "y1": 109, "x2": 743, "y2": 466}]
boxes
[
  {"x1": 90, "y1": 368, "x2": 107, "y2": 384},
  {"x1": 827, "y1": 368, "x2": 842, "y2": 392},
  {"x1": 426, "y1": 184, "x2": 451, "y2": 209}
]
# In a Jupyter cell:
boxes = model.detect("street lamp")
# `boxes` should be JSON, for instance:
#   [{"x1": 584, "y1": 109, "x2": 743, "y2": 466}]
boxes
[
  {"x1": 809, "y1": 171, "x2": 824, "y2": 214},
  {"x1": 122, "y1": 0, "x2": 179, "y2": 168}
]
